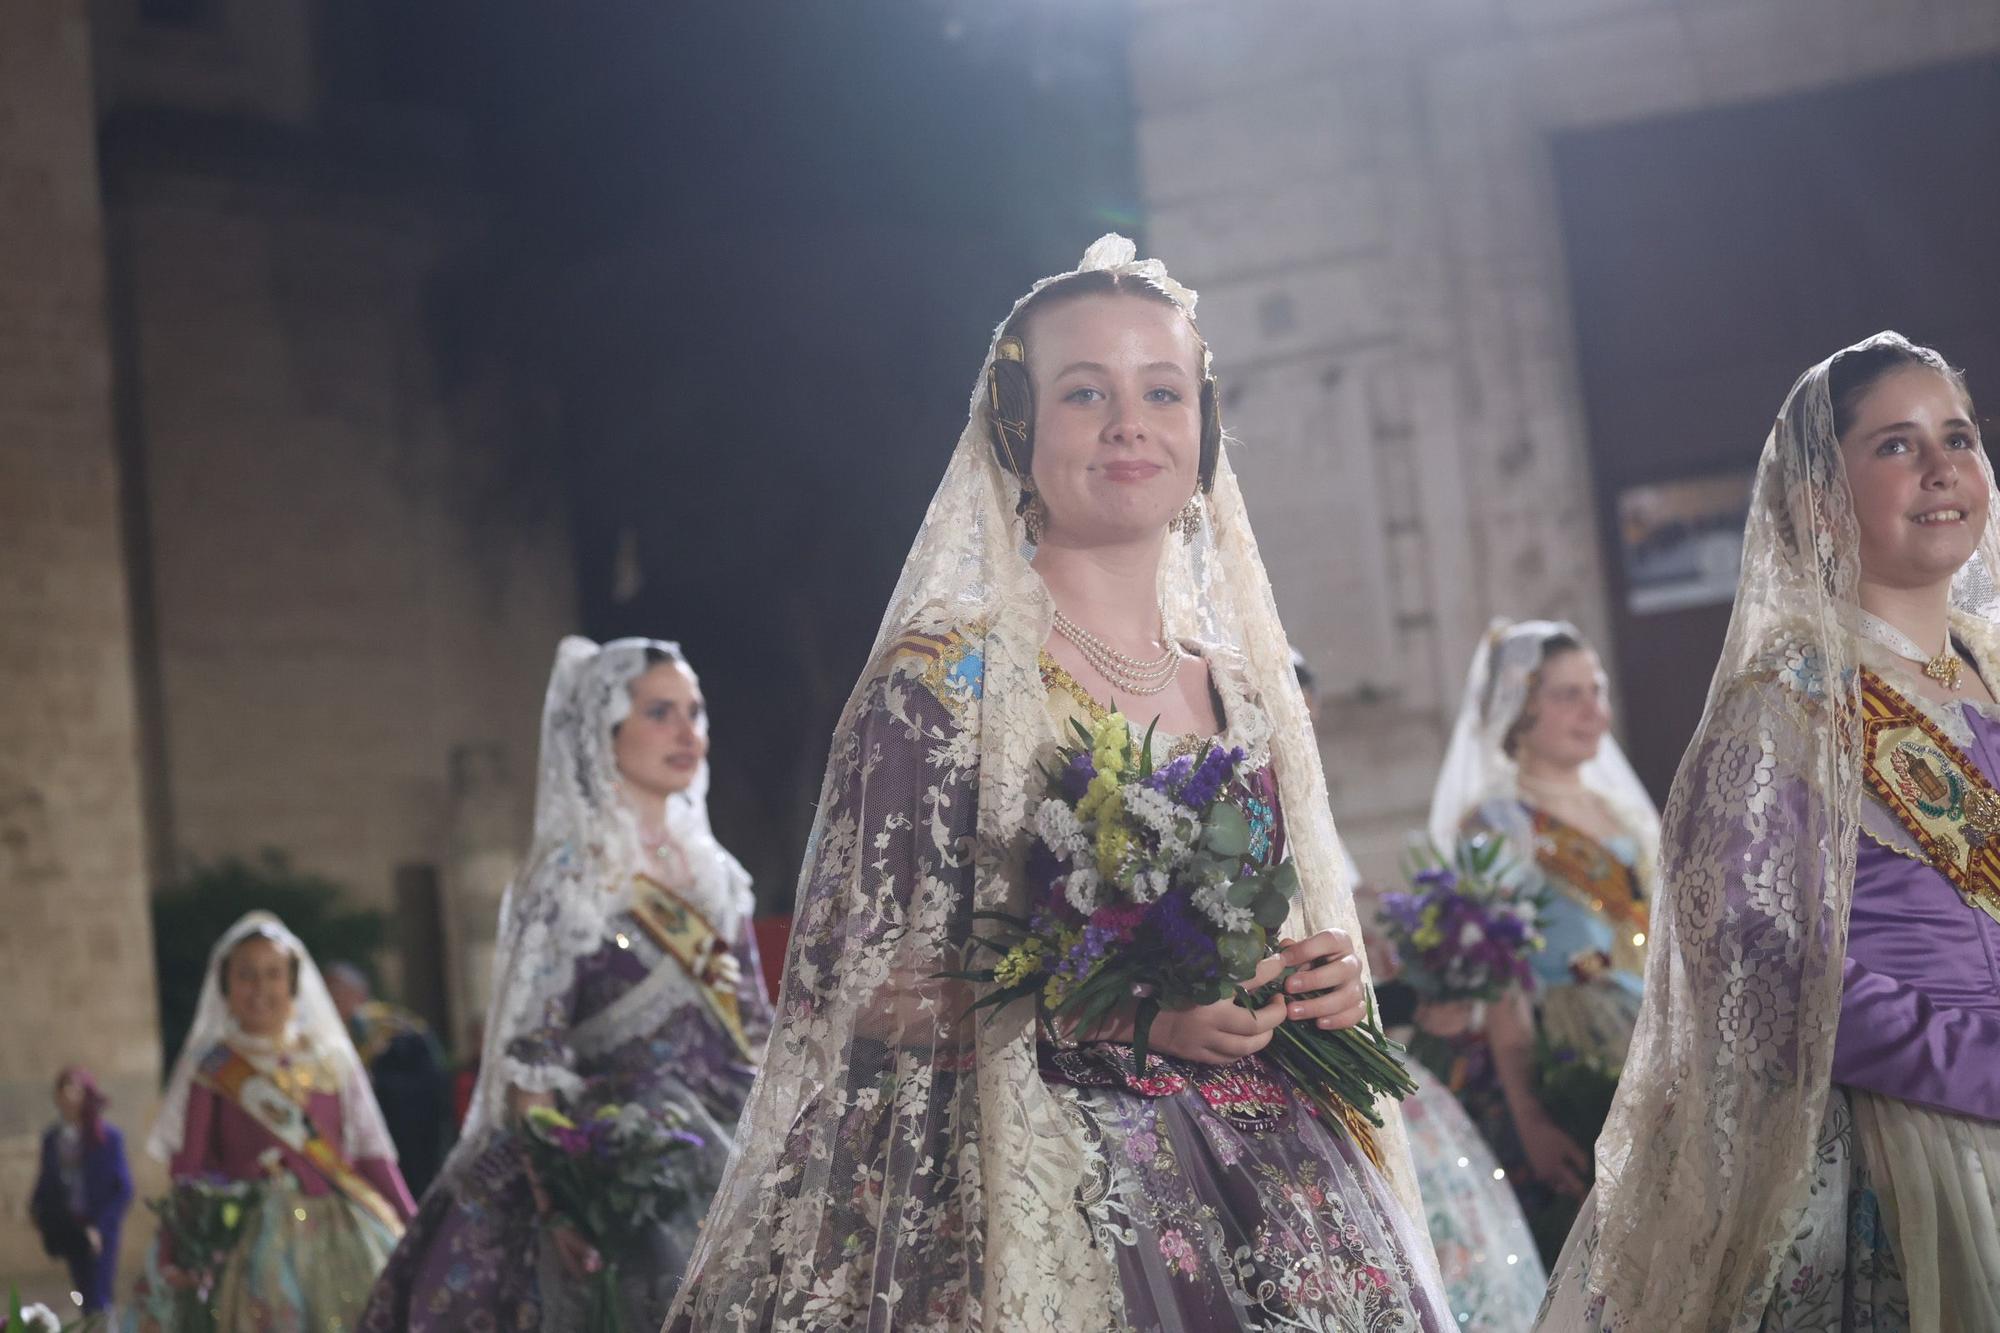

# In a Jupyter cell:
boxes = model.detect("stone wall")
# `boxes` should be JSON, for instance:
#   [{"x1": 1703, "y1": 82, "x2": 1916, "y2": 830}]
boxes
[
  {"x1": 0, "y1": 0, "x2": 164, "y2": 1284},
  {"x1": 104, "y1": 131, "x2": 576, "y2": 1004},
  {"x1": 1131, "y1": 0, "x2": 2000, "y2": 875}
]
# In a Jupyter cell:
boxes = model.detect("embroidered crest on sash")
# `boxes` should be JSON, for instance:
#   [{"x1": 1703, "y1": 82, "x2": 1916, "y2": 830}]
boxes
[
  {"x1": 628, "y1": 875, "x2": 756, "y2": 1061},
  {"x1": 1858, "y1": 668, "x2": 2000, "y2": 926}
]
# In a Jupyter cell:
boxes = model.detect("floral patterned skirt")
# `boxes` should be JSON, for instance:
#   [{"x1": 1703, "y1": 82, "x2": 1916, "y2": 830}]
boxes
[
  {"x1": 358, "y1": 1106, "x2": 723, "y2": 1333},
  {"x1": 356, "y1": 1131, "x2": 544, "y2": 1332},
  {"x1": 1401, "y1": 1063, "x2": 1546, "y2": 1332},
  {"x1": 1051, "y1": 1047, "x2": 1452, "y2": 1332},
  {"x1": 1537, "y1": 1087, "x2": 1910, "y2": 1332},
  {"x1": 1759, "y1": 1088, "x2": 1910, "y2": 1332},
  {"x1": 124, "y1": 1175, "x2": 399, "y2": 1333}
]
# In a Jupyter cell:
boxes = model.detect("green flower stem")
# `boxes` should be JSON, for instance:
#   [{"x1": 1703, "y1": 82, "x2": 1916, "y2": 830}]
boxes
[
  {"x1": 1236, "y1": 982, "x2": 1417, "y2": 1130},
  {"x1": 588, "y1": 1259, "x2": 624, "y2": 1333}
]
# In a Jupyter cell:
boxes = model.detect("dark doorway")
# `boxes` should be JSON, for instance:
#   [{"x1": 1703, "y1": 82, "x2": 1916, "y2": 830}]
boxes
[
  {"x1": 393, "y1": 862, "x2": 452, "y2": 1037},
  {"x1": 1553, "y1": 57, "x2": 2000, "y2": 799}
]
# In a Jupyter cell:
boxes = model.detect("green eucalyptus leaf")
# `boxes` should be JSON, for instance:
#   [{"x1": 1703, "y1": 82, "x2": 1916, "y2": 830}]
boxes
[
  {"x1": 1202, "y1": 804, "x2": 1250, "y2": 858},
  {"x1": 1217, "y1": 930, "x2": 1262, "y2": 977},
  {"x1": 1252, "y1": 887, "x2": 1290, "y2": 930}
]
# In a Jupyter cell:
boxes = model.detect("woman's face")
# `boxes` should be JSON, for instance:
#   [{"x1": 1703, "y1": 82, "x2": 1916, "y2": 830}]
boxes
[
  {"x1": 1838, "y1": 366, "x2": 1986, "y2": 591},
  {"x1": 1513, "y1": 648, "x2": 1611, "y2": 771},
  {"x1": 1024, "y1": 293, "x2": 1204, "y2": 548},
  {"x1": 613, "y1": 661, "x2": 709, "y2": 803},
  {"x1": 54, "y1": 1075, "x2": 84, "y2": 1122},
  {"x1": 223, "y1": 936, "x2": 296, "y2": 1038}
]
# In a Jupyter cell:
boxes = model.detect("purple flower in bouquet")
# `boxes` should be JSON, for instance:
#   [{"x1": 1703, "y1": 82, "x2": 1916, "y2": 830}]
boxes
[
  {"x1": 1148, "y1": 887, "x2": 1223, "y2": 981},
  {"x1": 1141, "y1": 752, "x2": 1195, "y2": 795},
  {"x1": 1024, "y1": 839, "x2": 1065, "y2": 900},
  {"x1": 1051, "y1": 923, "x2": 1121, "y2": 992},
  {"x1": 1062, "y1": 749, "x2": 1096, "y2": 801},
  {"x1": 1178, "y1": 744, "x2": 1246, "y2": 811}
]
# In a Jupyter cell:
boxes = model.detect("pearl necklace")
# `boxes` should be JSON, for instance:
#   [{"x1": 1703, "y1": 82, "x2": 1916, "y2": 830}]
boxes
[
  {"x1": 1053, "y1": 605, "x2": 1180, "y2": 696},
  {"x1": 1853, "y1": 609, "x2": 1963, "y2": 691}
]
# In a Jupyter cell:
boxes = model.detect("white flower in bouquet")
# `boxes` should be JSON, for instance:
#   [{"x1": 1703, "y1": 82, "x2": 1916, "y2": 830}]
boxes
[
  {"x1": 1035, "y1": 799, "x2": 1090, "y2": 860},
  {"x1": 1063, "y1": 866, "x2": 1105, "y2": 914},
  {"x1": 1191, "y1": 878, "x2": 1254, "y2": 933}
]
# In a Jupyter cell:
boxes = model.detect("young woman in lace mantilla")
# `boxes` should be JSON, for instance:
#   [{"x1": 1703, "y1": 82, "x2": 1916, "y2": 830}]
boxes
[
  {"x1": 360, "y1": 638, "x2": 771, "y2": 1332},
  {"x1": 1537, "y1": 334, "x2": 2000, "y2": 1331},
  {"x1": 667, "y1": 237, "x2": 1449, "y2": 1332},
  {"x1": 1423, "y1": 620, "x2": 1661, "y2": 1264},
  {"x1": 126, "y1": 913, "x2": 415, "y2": 1332}
]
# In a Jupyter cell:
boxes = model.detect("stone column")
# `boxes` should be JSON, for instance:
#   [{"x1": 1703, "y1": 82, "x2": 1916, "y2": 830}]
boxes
[
  {"x1": 0, "y1": 0, "x2": 163, "y2": 1284},
  {"x1": 443, "y1": 742, "x2": 522, "y2": 1055}
]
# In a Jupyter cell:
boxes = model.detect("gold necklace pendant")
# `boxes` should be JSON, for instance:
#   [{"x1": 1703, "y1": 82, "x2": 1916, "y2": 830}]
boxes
[{"x1": 1925, "y1": 651, "x2": 1964, "y2": 691}]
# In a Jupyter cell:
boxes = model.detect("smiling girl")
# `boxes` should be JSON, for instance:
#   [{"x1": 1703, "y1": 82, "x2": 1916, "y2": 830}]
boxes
[
  {"x1": 1537, "y1": 333, "x2": 2000, "y2": 1331},
  {"x1": 1425, "y1": 621, "x2": 1662, "y2": 1264}
]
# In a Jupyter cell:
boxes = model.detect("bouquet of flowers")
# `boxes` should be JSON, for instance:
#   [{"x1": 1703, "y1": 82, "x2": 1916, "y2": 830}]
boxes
[
  {"x1": 1378, "y1": 832, "x2": 1546, "y2": 1003},
  {"x1": 955, "y1": 713, "x2": 1415, "y2": 1130},
  {"x1": 143, "y1": 1177, "x2": 261, "y2": 1333},
  {"x1": 521, "y1": 1102, "x2": 703, "y2": 1333}
]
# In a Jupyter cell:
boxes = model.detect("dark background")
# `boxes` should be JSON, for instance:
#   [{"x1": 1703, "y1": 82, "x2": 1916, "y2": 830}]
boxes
[
  {"x1": 361, "y1": 2, "x2": 1143, "y2": 902},
  {"x1": 1554, "y1": 55, "x2": 2000, "y2": 798}
]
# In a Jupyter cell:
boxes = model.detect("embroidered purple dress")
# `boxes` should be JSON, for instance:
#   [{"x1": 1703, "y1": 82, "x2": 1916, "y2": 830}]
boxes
[
  {"x1": 1038, "y1": 663, "x2": 1452, "y2": 1333},
  {"x1": 359, "y1": 900, "x2": 771, "y2": 1333},
  {"x1": 1757, "y1": 700, "x2": 2000, "y2": 1329}
]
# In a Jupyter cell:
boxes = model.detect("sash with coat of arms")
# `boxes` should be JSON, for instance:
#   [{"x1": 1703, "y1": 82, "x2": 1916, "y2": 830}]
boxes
[
  {"x1": 1858, "y1": 667, "x2": 2000, "y2": 927},
  {"x1": 195, "y1": 1044, "x2": 405, "y2": 1235},
  {"x1": 627, "y1": 875, "x2": 757, "y2": 1061}
]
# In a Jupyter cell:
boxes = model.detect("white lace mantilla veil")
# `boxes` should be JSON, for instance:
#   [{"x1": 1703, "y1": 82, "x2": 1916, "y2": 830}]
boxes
[
  {"x1": 1537, "y1": 332, "x2": 2000, "y2": 1330},
  {"x1": 1426, "y1": 618, "x2": 1662, "y2": 884},
  {"x1": 667, "y1": 236, "x2": 1423, "y2": 1330},
  {"x1": 147, "y1": 910, "x2": 397, "y2": 1166},
  {"x1": 447, "y1": 636, "x2": 750, "y2": 1172}
]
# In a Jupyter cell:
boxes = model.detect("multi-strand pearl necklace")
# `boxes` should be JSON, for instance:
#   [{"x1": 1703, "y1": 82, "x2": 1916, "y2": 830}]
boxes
[{"x1": 1053, "y1": 605, "x2": 1181, "y2": 696}]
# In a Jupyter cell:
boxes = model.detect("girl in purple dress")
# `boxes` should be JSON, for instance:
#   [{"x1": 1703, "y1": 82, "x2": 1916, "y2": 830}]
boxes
[
  {"x1": 1538, "y1": 333, "x2": 2000, "y2": 1330},
  {"x1": 127, "y1": 912, "x2": 416, "y2": 1332},
  {"x1": 668, "y1": 237, "x2": 1448, "y2": 1331},
  {"x1": 360, "y1": 638, "x2": 771, "y2": 1332}
]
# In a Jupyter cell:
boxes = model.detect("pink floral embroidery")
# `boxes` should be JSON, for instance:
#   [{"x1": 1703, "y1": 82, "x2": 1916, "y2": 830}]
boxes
[{"x1": 1158, "y1": 1228, "x2": 1199, "y2": 1279}]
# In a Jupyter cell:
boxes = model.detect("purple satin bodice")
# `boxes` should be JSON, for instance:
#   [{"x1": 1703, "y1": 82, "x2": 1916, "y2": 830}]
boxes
[{"x1": 1833, "y1": 703, "x2": 2000, "y2": 1120}]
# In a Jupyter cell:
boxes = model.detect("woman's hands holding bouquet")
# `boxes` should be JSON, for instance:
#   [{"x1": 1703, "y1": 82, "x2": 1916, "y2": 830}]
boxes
[{"x1": 1149, "y1": 930, "x2": 1365, "y2": 1065}]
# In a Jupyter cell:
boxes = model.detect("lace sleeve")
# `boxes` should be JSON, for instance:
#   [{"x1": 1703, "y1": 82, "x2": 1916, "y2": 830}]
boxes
[
  {"x1": 1579, "y1": 668, "x2": 1852, "y2": 1328},
  {"x1": 671, "y1": 655, "x2": 989, "y2": 1329},
  {"x1": 783, "y1": 666, "x2": 980, "y2": 1040},
  {"x1": 488, "y1": 847, "x2": 597, "y2": 1102}
]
